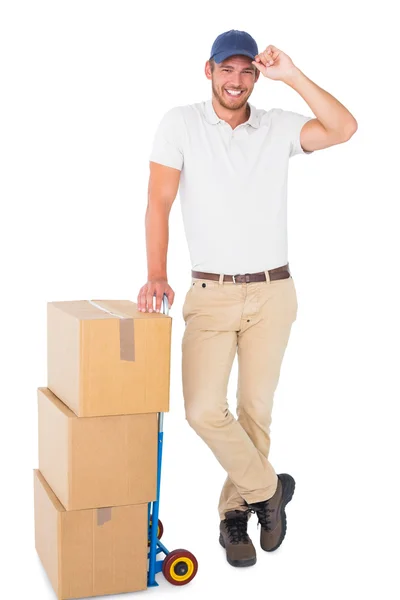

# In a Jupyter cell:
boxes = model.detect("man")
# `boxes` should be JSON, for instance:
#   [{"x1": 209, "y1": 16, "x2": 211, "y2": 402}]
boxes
[{"x1": 137, "y1": 30, "x2": 357, "y2": 567}]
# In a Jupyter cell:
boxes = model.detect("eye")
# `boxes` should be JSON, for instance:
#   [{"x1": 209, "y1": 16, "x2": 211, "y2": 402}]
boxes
[{"x1": 222, "y1": 69, "x2": 253, "y2": 74}]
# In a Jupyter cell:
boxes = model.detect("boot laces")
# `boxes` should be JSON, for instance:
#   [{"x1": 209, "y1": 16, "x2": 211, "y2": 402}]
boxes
[
  {"x1": 223, "y1": 511, "x2": 250, "y2": 544},
  {"x1": 249, "y1": 502, "x2": 275, "y2": 531}
]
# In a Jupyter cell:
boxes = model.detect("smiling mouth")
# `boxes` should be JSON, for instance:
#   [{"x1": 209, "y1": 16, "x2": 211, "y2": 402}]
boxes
[{"x1": 224, "y1": 89, "x2": 244, "y2": 97}]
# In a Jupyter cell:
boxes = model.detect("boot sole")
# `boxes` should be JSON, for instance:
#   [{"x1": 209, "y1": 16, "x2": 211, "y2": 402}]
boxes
[
  {"x1": 264, "y1": 473, "x2": 296, "y2": 552},
  {"x1": 219, "y1": 534, "x2": 257, "y2": 567}
]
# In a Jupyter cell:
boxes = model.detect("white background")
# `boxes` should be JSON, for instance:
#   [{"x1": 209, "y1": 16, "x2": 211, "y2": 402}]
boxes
[{"x1": 1, "y1": 1, "x2": 399, "y2": 598}]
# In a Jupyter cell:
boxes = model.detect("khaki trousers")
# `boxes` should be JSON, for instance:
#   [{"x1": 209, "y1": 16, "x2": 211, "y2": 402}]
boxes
[{"x1": 181, "y1": 268, "x2": 298, "y2": 521}]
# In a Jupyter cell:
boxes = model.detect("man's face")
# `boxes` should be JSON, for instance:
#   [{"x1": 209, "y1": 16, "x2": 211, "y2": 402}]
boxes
[{"x1": 206, "y1": 55, "x2": 260, "y2": 110}]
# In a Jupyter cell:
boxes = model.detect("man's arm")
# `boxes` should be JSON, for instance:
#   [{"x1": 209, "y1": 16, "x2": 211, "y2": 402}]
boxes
[
  {"x1": 284, "y1": 68, "x2": 358, "y2": 152},
  {"x1": 145, "y1": 161, "x2": 180, "y2": 281},
  {"x1": 136, "y1": 161, "x2": 180, "y2": 313},
  {"x1": 252, "y1": 45, "x2": 358, "y2": 152}
]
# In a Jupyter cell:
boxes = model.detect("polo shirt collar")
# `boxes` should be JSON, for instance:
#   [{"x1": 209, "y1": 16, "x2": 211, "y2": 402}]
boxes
[{"x1": 204, "y1": 98, "x2": 260, "y2": 129}]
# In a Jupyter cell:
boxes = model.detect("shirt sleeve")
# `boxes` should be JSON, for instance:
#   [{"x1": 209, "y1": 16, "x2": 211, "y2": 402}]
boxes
[
  {"x1": 149, "y1": 107, "x2": 184, "y2": 170},
  {"x1": 279, "y1": 110, "x2": 314, "y2": 157}
]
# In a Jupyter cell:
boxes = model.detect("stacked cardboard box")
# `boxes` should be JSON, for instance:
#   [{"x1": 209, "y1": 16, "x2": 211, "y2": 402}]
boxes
[{"x1": 34, "y1": 299, "x2": 172, "y2": 599}]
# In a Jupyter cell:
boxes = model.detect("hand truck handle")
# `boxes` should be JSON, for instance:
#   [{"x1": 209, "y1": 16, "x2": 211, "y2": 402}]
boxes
[{"x1": 161, "y1": 293, "x2": 169, "y2": 316}]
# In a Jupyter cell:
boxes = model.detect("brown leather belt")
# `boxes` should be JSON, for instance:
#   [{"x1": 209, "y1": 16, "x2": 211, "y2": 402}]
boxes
[{"x1": 191, "y1": 263, "x2": 291, "y2": 284}]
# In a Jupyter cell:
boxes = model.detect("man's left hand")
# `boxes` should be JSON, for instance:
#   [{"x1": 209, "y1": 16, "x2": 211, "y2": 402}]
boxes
[{"x1": 253, "y1": 45, "x2": 298, "y2": 82}]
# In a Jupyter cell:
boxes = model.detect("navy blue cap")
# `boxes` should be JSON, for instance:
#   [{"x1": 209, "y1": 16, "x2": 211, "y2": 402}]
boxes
[{"x1": 210, "y1": 29, "x2": 258, "y2": 64}]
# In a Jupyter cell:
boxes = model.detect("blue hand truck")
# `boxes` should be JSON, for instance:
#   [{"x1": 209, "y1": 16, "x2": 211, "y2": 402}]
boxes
[{"x1": 147, "y1": 293, "x2": 198, "y2": 587}]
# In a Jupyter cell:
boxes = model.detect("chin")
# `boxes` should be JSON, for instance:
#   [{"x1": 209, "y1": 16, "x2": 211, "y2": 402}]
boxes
[{"x1": 219, "y1": 92, "x2": 248, "y2": 110}]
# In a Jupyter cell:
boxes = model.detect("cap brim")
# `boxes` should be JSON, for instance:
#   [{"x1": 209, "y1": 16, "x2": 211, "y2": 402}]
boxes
[{"x1": 211, "y1": 49, "x2": 256, "y2": 63}]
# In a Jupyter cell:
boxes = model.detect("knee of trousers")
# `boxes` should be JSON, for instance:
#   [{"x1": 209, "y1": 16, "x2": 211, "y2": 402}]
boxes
[
  {"x1": 237, "y1": 405, "x2": 272, "y2": 430},
  {"x1": 185, "y1": 402, "x2": 231, "y2": 432}
]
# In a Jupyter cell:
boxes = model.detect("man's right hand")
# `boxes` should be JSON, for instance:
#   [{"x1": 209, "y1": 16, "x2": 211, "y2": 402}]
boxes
[{"x1": 137, "y1": 279, "x2": 175, "y2": 313}]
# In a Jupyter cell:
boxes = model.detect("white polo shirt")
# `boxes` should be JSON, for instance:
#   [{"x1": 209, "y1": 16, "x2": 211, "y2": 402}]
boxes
[{"x1": 149, "y1": 98, "x2": 313, "y2": 275}]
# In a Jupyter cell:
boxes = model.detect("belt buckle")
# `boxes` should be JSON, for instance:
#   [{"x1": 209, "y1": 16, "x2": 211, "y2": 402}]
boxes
[{"x1": 232, "y1": 273, "x2": 251, "y2": 284}]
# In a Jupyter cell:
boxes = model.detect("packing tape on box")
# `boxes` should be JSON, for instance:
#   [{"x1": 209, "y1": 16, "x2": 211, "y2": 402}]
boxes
[
  {"x1": 89, "y1": 300, "x2": 135, "y2": 362},
  {"x1": 97, "y1": 507, "x2": 112, "y2": 526}
]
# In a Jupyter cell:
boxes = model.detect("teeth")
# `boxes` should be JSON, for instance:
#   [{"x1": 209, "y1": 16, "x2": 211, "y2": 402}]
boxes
[{"x1": 226, "y1": 90, "x2": 242, "y2": 95}]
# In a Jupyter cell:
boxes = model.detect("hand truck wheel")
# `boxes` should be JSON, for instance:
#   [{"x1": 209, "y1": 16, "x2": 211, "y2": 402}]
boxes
[
  {"x1": 162, "y1": 549, "x2": 198, "y2": 585},
  {"x1": 148, "y1": 518, "x2": 164, "y2": 546}
]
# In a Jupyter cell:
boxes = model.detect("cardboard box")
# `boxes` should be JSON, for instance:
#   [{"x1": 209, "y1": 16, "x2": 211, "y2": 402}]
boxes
[
  {"x1": 47, "y1": 299, "x2": 171, "y2": 417},
  {"x1": 34, "y1": 469, "x2": 148, "y2": 599},
  {"x1": 38, "y1": 387, "x2": 158, "y2": 510}
]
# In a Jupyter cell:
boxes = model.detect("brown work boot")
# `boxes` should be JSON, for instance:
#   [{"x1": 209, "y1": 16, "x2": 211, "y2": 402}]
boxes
[
  {"x1": 247, "y1": 473, "x2": 296, "y2": 552},
  {"x1": 219, "y1": 509, "x2": 257, "y2": 567}
]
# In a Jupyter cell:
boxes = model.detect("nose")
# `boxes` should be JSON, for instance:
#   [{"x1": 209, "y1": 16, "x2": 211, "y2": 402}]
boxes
[{"x1": 230, "y1": 74, "x2": 242, "y2": 88}]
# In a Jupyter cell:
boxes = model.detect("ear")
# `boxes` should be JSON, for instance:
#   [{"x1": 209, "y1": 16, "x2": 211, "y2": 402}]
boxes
[
  {"x1": 205, "y1": 61, "x2": 212, "y2": 81},
  {"x1": 255, "y1": 69, "x2": 260, "y2": 82}
]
